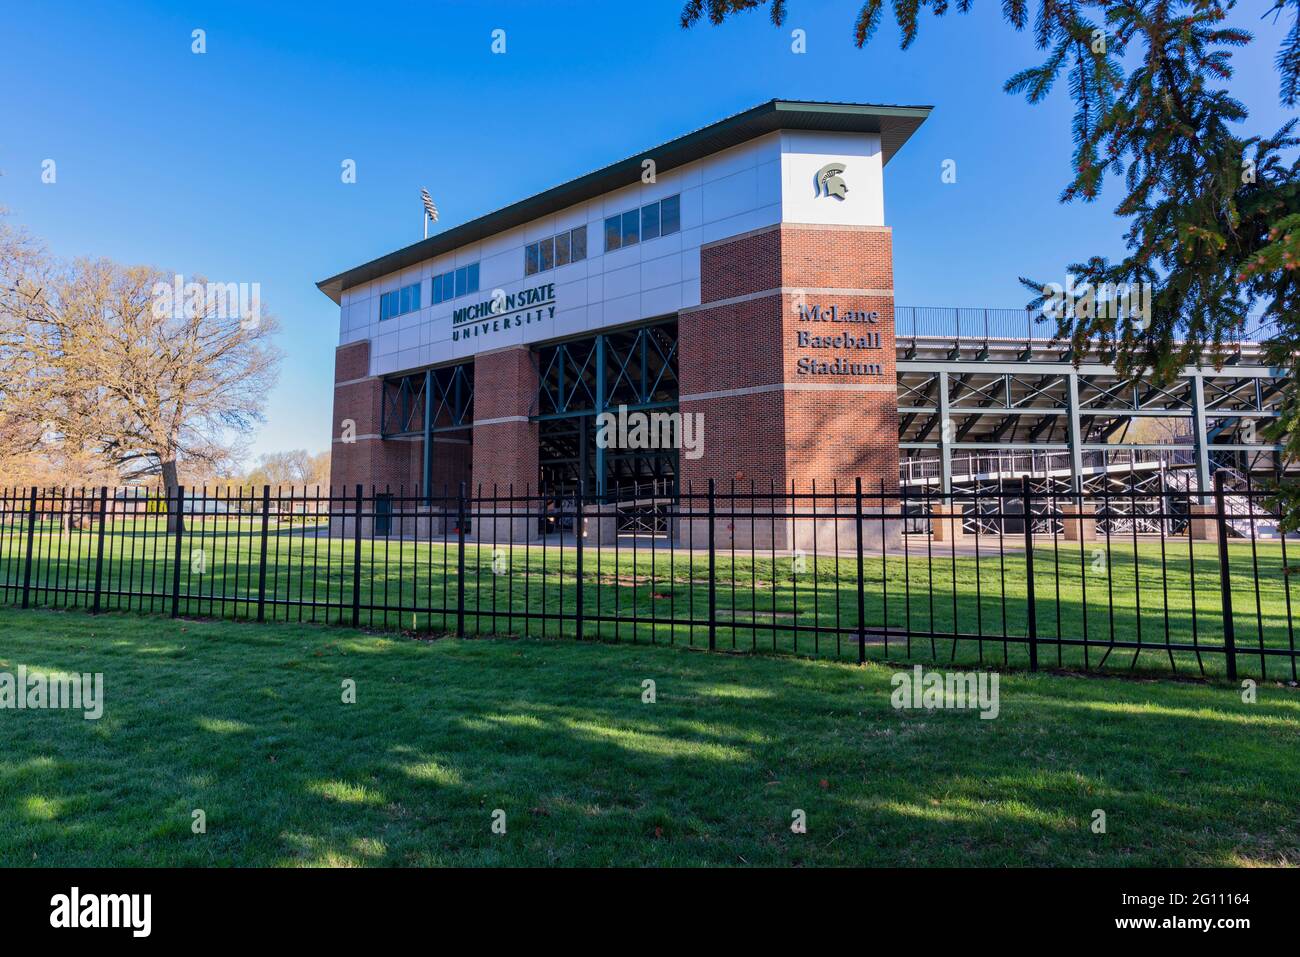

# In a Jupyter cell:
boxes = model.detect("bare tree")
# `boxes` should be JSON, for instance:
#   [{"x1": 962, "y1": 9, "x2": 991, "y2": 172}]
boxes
[
  {"x1": 18, "y1": 258, "x2": 281, "y2": 528},
  {"x1": 0, "y1": 213, "x2": 59, "y2": 471}
]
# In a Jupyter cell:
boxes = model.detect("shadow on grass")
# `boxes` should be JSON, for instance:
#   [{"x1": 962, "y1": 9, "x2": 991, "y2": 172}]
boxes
[{"x1": 1, "y1": 607, "x2": 1297, "y2": 867}]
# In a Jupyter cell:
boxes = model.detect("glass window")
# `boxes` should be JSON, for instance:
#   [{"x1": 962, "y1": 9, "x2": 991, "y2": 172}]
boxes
[
  {"x1": 454, "y1": 266, "x2": 467, "y2": 298},
  {"x1": 442, "y1": 271, "x2": 453, "y2": 299},
  {"x1": 571, "y1": 226, "x2": 587, "y2": 261},
  {"x1": 467, "y1": 262, "x2": 479, "y2": 294},
  {"x1": 661, "y1": 194, "x2": 680, "y2": 235},
  {"x1": 525, "y1": 243, "x2": 539, "y2": 276},
  {"x1": 641, "y1": 202, "x2": 661, "y2": 241},
  {"x1": 399, "y1": 285, "x2": 411, "y2": 314},
  {"x1": 605, "y1": 216, "x2": 621, "y2": 252},
  {"x1": 539, "y1": 236, "x2": 554, "y2": 271},
  {"x1": 379, "y1": 292, "x2": 390, "y2": 321},
  {"x1": 621, "y1": 209, "x2": 639, "y2": 246},
  {"x1": 411, "y1": 282, "x2": 421, "y2": 311},
  {"x1": 433, "y1": 273, "x2": 443, "y2": 303},
  {"x1": 555, "y1": 231, "x2": 570, "y2": 267}
]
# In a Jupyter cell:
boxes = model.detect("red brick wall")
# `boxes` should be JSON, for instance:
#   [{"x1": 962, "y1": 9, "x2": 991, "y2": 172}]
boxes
[
  {"x1": 471, "y1": 346, "x2": 540, "y2": 494},
  {"x1": 332, "y1": 222, "x2": 899, "y2": 499},
  {"x1": 678, "y1": 223, "x2": 899, "y2": 494},
  {"x1": 329, "y1": 340, "x2": 472, "y2": 494}
]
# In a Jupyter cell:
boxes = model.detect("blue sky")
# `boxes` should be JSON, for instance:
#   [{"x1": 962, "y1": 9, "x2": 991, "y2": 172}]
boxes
[{"x1": 1, "y1": 1, "x2": 1292, "y2": 466}]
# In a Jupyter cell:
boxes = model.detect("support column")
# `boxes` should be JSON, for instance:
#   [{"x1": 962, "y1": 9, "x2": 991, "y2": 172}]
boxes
[
  {"x1": 938, "y1": 370, "x2": 953, "y2": 495},
  {"x1": 930, "y1": 501, "x2": 965, "y2": 542},
  {"x1": 1189, "y1": 504, "x2": 1219, "y2": 541},
  {"x1": 472, "y1": 345, "x2": 539, "y2": 542},
  {"x1": 594, "y1": 334, "x2": 606, "y2": 500},
  {"x1": 422, "y1": 368, "x2": 433, "y2": 504},
  {"x1": 1061, "y1": 503, "x2": 1097, "y2": 542},
  {"x1": 1190, "y1": 371, "x2": 1211, "y2": 504},
  {"x1": 329, "y1": 340, "x2": 416, "y2": 496},
  {"x1": 1065, "y1": 370, "x2": 1084, "y2": 494}
]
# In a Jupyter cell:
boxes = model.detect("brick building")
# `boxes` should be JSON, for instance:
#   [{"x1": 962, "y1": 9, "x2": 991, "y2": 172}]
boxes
[{"x1": 318, "y1": 100, "x2": 930, "y2": 542}]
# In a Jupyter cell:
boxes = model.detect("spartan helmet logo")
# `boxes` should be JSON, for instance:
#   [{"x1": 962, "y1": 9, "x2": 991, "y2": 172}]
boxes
[{"x1": 815, "y1": 162, "x2": 849, "y2": 200}]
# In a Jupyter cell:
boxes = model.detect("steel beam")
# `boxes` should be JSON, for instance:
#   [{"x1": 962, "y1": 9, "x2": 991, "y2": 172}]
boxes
[
  {"x1": 938, "y1": 370, "x2": 952, "y2": 494},
  {"x1": 422, "y1": 368, "x2": 433, "y2": 505}
]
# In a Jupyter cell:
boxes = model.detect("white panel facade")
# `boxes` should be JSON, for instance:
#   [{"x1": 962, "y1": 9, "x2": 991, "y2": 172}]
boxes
[{"x1": 338, "y1": 128, "x2": 885, "y2": 376}]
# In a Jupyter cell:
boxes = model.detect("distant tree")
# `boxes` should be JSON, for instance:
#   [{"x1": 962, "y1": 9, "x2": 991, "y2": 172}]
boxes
[
  {"x1": 0, "y1": 214, "x2": 56, "y2": 472},
  {"x1": 683, "y1": 0, "x2": 1300, "y2": 515},
  {"x1": 244, "y1": 449, "x2": 330, "y2": 488},
  {"x1": 241, "y1": 449, "x2": 331, "y2": 514},
  {"x1": 7, "y1": 252, "x2": 280, "y2": 528}
]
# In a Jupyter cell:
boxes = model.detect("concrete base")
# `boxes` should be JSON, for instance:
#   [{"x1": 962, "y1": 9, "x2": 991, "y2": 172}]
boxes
[
  {"x1": 672, "y1": 507, "x2": 904, "y2": 553},
  {"x1": 1061, "y1": 503, "x2": 1097, "y2": 543},
  {"x1": 331, "y1": 511, "x2": 450, "y2": 540},
  {"x1": 1189, "y1": 504, "x2": 1219, "y2": 541},
  {"x1": 930, "y1": 503, "x2": 965, "y2": 543},
  {"x1": 582, "y1": 504, "x2": 619, "y2": 545},
  {"x1": 468, "y1": 506, "x2": 540, "y2": 545}
]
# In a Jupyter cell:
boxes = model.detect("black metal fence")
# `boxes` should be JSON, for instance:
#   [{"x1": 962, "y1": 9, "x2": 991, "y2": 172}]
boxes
[{"x1": 1, "y1": 476, "x2": 1296, "y2": 681}]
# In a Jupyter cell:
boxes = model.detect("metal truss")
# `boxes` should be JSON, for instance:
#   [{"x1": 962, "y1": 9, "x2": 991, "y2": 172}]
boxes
[
  {"x1": 380, "y1": 363, "x2": 473, "y2": 437},
  {"x1": 535, "y1": 321, "x2": 677, "y2": 418},
  {"x1": 534, "y1": 321, "x2": 679, "y2": 501},
  {"x1": 379, "y1": 362, "x2": 473, "y2": 503},
  {"x1": 898, "y1": 333, "x2": 1284, "y2": 498}
]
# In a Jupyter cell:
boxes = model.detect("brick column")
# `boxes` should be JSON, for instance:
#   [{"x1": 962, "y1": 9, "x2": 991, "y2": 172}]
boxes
[
  {"x1": 780, "y1": 225, "x2": 899, "y2": 494},
  {"x1": 472, "y1": 345, "x2": 540, "y2": 541},
  {"x1": 676, "y1": 223, "x2": 900, "y2": 551},
  {"x1": 1189, "y1": 504, "x2": 1219, "y2": 541},
  {"x1": 931, "y1": 502, "x2": 966, "y2": 543},
  {"x1": 329, "y1": 339, "x2": 419, "y2": 493},
  {"x1": 1061, "y1": 503, "x2": 1097, "y2": 542},
  {"x1": 328, "y1": 340, "x2": 418, "y2": 536}
]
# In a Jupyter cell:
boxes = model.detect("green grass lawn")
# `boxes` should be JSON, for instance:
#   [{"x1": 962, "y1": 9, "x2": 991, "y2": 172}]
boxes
[
  {"x1": 1, "y1": 607, "x2": 1297, "y2": 866},
  {"x1": 3, "y1": 517, "x2": 1299, "y2": 679}
]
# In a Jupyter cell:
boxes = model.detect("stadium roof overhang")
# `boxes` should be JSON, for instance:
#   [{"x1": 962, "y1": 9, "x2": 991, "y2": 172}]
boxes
[{"x1": 316, "y1": 99, "x2": 931, "y2": 303}]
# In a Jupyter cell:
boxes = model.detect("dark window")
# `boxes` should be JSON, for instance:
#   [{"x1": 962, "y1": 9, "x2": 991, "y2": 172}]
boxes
[
  {"x1": 524, "y1": 243, "x2": 539, "y2": 276},
  {"x1": 539, "y1": 236, "x2": 554, "y2": 271},
  {"x1": 605, "y1": 216, "x2": 621, "y2": 252},
  {"x1": 641, "y1": 202, "x2": 660, "y2": 241},
  {"x1": 555, "y1": 231, "x2": 570, "y2": 267},
  {"x1": 467, "y1": 262, "x2": 479, "y2": 293},
  {"x1": 454, "y1": 266, "x2": 467, "y2": 298},
  {"x1": 621, "y1": 209, "x2": 639, "y2": 246},
  {"x1": 571, "y1": 225, "x2": 587, "y2": 261},
  {"x1": 660, "y1": 194, "x2": 680, "y2": 235}
]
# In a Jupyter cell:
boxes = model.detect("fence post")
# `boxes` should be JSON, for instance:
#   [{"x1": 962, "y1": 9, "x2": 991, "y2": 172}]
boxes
[
  {"x1": 170, "y1": 485, "x2": 184, "y2": 618},
  {"x1": 575, "y1": 481, "x2": 585, "y2": 642},
  {"x1": 855, "y1": 477, "x2": 867, "y2": 665},
  {"x1": 707, "y1": 478, "x2": 716, "y2": 651},
  {"x1": 91, "y1": 486, "x2": 109, "y2": 614},
  {"x1": 1021, "y1": 475, "x2": 1038, "y2": 671},
  {"x1": 351, "y1": 484, "x2": 363, "y2": 628},
  {"x1": 256, "y1": 485, "x2": 271, "y2": 623},
  {"x1": 455, "y1": 482, "x2": 467, "y2": 637},
  {"x1": 1214, "y1": 471, "x2": 1238, "y2": 681},
  {"x1": 20, "y1": 487, "x2": 38, "y2": 609}
]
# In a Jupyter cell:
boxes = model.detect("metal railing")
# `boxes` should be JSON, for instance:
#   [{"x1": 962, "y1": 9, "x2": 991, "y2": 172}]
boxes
[
  {"x1": 896, "y1": 306, "x2": 1274, "y2": 346},
  {"x1": 1, "y1": 476, "x2": 1295, "y2": 681}
]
